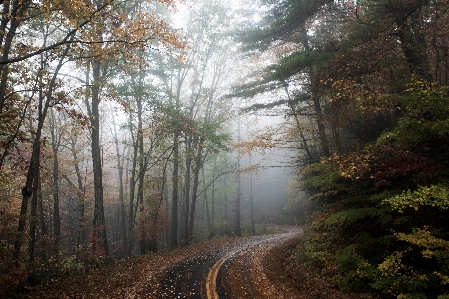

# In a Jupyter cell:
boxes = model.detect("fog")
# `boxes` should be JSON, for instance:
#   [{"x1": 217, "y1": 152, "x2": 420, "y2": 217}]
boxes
[{"x1": 232, "y1": 112, "x2": 298, "y2": 228}]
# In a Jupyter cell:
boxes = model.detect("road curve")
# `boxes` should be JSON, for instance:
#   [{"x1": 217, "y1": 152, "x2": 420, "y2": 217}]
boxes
[{"x1": 145, "y1": 226, "x2": 302, "y2": 299}]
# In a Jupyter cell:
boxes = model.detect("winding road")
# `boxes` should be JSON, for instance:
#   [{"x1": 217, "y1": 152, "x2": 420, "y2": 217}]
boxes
[{"x1": 146, "y1": 226, "x2": 302, "y2": 299}]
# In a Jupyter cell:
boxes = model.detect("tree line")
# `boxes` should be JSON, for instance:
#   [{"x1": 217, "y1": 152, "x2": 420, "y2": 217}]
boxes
[
  {"x1": 0, "y1": 0, "x2": 251, "y2": 294},
  {"x1": 234, "y1": 0, "x2": 449, "y2": 297}
]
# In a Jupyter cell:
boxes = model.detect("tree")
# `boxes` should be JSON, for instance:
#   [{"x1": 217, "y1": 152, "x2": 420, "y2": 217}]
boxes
[
  {"x1": 283, "y1": 0, "x2": 449, "y2": 296},
  {"x1": 109, "y1": 103, "x2": 127, "y2": 254},
  {"x1": 14, "y1": 43, "x2": 72, "y2": 263},
  {"x1": 231, "y1": 0, "x2": 344, "y2": 157}
]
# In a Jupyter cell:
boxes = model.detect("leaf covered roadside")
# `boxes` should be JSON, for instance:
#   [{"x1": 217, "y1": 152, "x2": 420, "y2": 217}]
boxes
[
  {"x1": 15, "y1": 237, "x2": 237, "y2": 299},
  {"x1": 262, "y1": 236, "x2": 367, "y2": 299}
]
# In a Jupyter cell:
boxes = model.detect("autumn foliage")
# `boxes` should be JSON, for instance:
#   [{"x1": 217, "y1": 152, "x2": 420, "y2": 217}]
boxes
[{"x1": 234, "y1": 0, "x2": 449, "y2": 297}]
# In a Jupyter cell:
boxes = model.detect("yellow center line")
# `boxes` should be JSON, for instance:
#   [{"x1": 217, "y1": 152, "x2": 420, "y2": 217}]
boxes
[{"x1": 206, "y1": 247, "x2": 244, "y2": 299}]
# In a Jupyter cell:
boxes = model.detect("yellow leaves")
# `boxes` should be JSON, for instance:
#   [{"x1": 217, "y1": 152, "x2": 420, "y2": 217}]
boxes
[
  {"x1": 384, "y1": 185, "x2": 449, "y2": 213},
  {"x1": 436, "y1": 272, "x2": 449, "y2": 285},
  {"x1": 396, "y1": 228, "x2": 449, "y2": 263},
  {"x1": 377, "y1": 250, "x2": 408, "y2": 276},
  {"x1": 321, "y1": 150, "x2": 373, "y2": 181}
]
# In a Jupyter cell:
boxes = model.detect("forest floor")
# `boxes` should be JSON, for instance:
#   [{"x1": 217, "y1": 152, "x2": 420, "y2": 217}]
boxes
[{"x1": 16, "y1": 229, "x2": 359, "y2": 299}]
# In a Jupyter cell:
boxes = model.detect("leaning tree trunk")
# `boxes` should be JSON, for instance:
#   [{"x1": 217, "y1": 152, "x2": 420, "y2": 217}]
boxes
[
  {"x1": 13, "y1": 45, "x2": 68, "y2": 263},
  {"x1": 0, "y1": 2, "x2": 24, "y2": 114}
]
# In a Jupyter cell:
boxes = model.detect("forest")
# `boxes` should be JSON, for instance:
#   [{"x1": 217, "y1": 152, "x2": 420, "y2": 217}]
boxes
[{"x1": 1, "y1": 0, "x2": 449, "y2": 298}]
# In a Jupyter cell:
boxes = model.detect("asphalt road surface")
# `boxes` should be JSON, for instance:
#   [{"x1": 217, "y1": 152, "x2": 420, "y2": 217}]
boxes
[{"x1": 146, "y1": 226, "x2": 303, "y2": 299}]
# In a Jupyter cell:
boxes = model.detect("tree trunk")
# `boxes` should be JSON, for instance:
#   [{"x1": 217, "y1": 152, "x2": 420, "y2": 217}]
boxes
[
  {"x1": 224, "y1": 175, "x2": 229, "y2": 236},
  {"x1": 285, "y1": 87, "x2": 314, "y2": 163},
  {"x1": 0, "y1": 1, "x2": 23, "y2": 114},
  {"x1": 183, "y1": 135, "x2": 193, "y2": 245},
  {"x1": 70, "y1": 137, "x2": 86, "y2": 259},
  {"x1": 28, "y1": 150, "x2": 40, "y2": 262},
  {"x1": 50, "y1": 110, "x2": 61, "y2": 256},
  {"x1": 110, "y1": 105, "x2": 127, "y2": 255},
  {"x1": 137, "y1": 92, "x2": 146, "y2": 254},
  {"x1": 395, "y1": 9, "x2": 431, "y2": 81},
  {"x1": 235, "y1": 115, "x2": 241, "y2": 237},
  {"x1": 89, "y1": 58, "x2": 109, "y2": 256},
  {"x1": 301, "y1": 24, "x2": 330, "y2": 157},
  {"x1": 201, "y1": 167, "x2": 210, "y2": 233},
  {"x1": 170, "y1": 132, "x2": 179, "y2": 248},
  {"x1": 37, "y1": 169, "x2": 47, "y2": 237},
  {"x1": 128, "y1": 113, "x2": 138, "y2": 254},
  {"x1": 13, "y1": 44, "x2": 68, "y2": 263},
  {"x1": 249, "y1": 153, "x2": 255, "y2": 235},
  {"x1": 210, "y1": 155, "x2": 217, "y2": 238},
  {"x1": 187, "y1": 137, "x2": 204, "y2": 244}
]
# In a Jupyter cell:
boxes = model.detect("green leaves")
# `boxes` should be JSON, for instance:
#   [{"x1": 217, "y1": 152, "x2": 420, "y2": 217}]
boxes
[
  {"x1": 325, "y1": 207, "x2": 384, "y2": 226},
  {"x1": 384, "y1": 184, "x2": 449, "y2": 213}
]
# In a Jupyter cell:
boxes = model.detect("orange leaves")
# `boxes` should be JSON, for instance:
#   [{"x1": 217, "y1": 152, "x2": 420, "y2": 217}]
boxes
[
  {"x1": 332, "y1": 150, "x2": 373, "y2": 180},
  {"x1": 40, "y1": 0, "x2": 188, "y2": 66},
  {"x1": 232, "y1": 139, "x2": 276, "y2": 156},
  {"x1": 237, "y1": 163, "x2": 261, "y2": 175}
]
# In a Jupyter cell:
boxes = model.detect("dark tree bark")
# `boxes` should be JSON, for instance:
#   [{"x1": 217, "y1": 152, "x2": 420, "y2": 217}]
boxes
[
  {"x1": 0, "y1": 0, "x2": 30, "y2": 113},
  {"x1": 87, "y1": 58, "x2": 109, "y2": 256},
  {"x1": 127, "y1": 110, "x2": 138, "y2": 254},
  {"x1": 301, "y1": 23, "x2": 330, "y2": 157},
  {"x1": 50, "y1": 110, "x2": 61, "y2": 256},
  {"x1": 137, "y1": 91, "x2": 146, "y2": 254},
  {"x1": 170, "y1": 132, "x2": 179, "y2": 248},
  {"x1": 209, "y1": 155, "x2": 217, "y2": 238},
  {"x1": 28, "y1": 149, "x2": 40, "y2": 262},
  {"x1": 187, "y1": 137, "x2": 204, "y2": 244},
  {"x1": 201, "y1": 166, "x2": 210, "y2": 233},
  {"x1": 68, "y1": 135, "x2": 86, "y2": 259},
  {"x1": 13, "y1": 44, "x2": 69, "y2": 263},
  {"x1": 183, "y1": 135, "x2": 193, "y2": 244},
  {"x1": 286, "y1": 87, "x2": 314, "y2": 163},
  {"x1": 394, "y1": 6, "x2": 431, "y2": 81},
  {"x1": 37, "y1": 168, "x2": 47, "y2": 238}
]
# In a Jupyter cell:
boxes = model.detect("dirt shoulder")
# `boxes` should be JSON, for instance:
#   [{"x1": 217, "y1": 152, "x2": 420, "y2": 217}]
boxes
[{"x1": 262, "y1": 237, "x2": 363, "y2": 299}]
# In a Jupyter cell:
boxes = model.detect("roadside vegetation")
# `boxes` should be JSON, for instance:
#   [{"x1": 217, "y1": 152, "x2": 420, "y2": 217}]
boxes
[{"x1": 234, "y1": 0, "x2": 449, "y2": 298}]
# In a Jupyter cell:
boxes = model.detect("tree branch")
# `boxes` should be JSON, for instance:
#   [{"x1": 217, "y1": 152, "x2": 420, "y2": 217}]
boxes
[{"x1": 0, "y1": 2, "x2": 110, "y2": 65}]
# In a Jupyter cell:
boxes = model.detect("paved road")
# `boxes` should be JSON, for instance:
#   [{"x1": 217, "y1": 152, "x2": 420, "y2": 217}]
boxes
[{"x1": 145, "y1": 226, "x2": 302, "y2": 299}]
